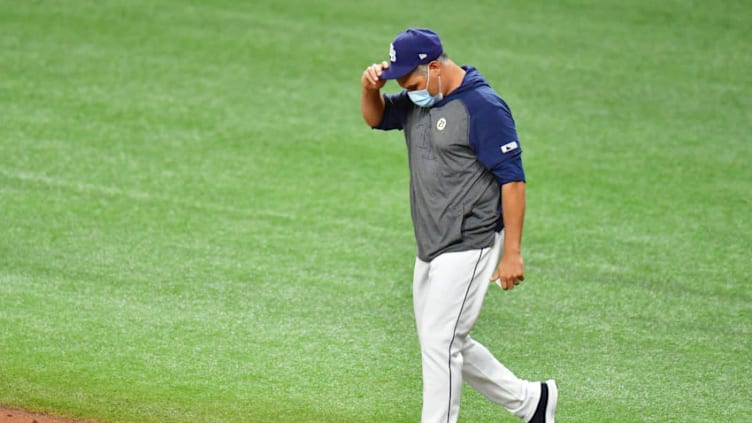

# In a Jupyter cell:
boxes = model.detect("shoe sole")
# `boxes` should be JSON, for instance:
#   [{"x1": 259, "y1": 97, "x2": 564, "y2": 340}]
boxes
[{"x1": 545, "y1": 379, "x2": 558, "y2": 422}]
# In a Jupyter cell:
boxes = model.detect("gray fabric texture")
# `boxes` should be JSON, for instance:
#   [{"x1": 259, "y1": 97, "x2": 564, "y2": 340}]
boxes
[{"x1": 404, "y1": 100, "x2": 499, "y2": 261}]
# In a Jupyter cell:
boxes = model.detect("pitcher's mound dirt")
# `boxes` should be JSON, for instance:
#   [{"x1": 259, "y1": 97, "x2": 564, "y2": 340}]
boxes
[{"x1": 0, "y1": 407, "x2": 97, "y2": 423}]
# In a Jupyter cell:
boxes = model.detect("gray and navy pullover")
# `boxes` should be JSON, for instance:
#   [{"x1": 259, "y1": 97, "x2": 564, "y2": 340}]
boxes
[{"x1": 375, "y1": 66, "x2": 525, "y2": 262}]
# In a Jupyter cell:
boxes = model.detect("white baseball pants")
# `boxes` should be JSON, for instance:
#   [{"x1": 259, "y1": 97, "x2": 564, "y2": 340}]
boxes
[{"x1": 413, "y1": 232, "x2": 541, "y2": 423}]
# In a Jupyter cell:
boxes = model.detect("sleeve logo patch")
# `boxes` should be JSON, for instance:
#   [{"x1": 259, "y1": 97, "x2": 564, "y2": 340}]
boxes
[{"x1": 500, "y1": 141, "x2": 519, "y2": 153}]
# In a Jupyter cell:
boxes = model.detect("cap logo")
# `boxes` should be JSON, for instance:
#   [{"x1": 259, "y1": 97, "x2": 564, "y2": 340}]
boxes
[
  {"x1": 389, "y1": 43, "x2": 397, "y2": 62},
  {"x1": 418, "y1": 53, "x2": 427, "y2": 60}
]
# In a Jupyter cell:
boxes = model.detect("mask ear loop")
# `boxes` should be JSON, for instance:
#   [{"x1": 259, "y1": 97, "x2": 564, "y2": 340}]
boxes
[
  {"x1": 428, "y1": 62, "x2": 441, "y2": 98},
  {"x1": 423, "y1": 67, "x2": 431, "y2": 93}
]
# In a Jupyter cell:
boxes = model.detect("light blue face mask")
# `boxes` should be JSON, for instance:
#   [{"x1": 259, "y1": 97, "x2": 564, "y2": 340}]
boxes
[{"x1": 408, "y1": 70, "x2": 443, "y2": 108}]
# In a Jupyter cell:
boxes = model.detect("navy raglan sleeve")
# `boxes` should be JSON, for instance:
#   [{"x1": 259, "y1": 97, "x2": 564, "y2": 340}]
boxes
[
  {"x1": 468, "y1": 96, "x2": 526, "y2": 185},
  {"x1": 374, "y1": 91, "x2": 411, "y2": 131}
]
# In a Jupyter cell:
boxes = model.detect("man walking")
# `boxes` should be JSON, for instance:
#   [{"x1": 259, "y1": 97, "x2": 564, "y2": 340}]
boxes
[{"x1": 360, "y1": 28, "x2": 557, "y2": 423}]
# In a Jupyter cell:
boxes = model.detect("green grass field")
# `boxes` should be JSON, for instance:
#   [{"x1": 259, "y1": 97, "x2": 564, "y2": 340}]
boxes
[{"x1": 1, "y1": 0, "x2": 750, "y2": 422}]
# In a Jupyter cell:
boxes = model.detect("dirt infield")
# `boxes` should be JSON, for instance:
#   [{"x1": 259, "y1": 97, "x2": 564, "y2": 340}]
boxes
[{"x1": 0, "y1": 407, "x2": 95, "y2": 423}]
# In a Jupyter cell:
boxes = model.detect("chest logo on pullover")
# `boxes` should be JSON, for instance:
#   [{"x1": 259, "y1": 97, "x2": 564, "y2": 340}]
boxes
[{"x1": 436, "y1": 117, "x2": 447, "y2": 131}]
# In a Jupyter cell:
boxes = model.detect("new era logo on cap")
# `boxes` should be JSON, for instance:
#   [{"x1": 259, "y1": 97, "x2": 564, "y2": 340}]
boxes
[{"x1": 380, "y1": 28, "x2": 443, "y2": 80}]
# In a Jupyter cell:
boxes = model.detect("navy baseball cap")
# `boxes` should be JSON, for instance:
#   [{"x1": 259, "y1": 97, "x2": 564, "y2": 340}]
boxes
[{"x1": 380, "y1": 28, "x2": 443, "y2": 80}]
